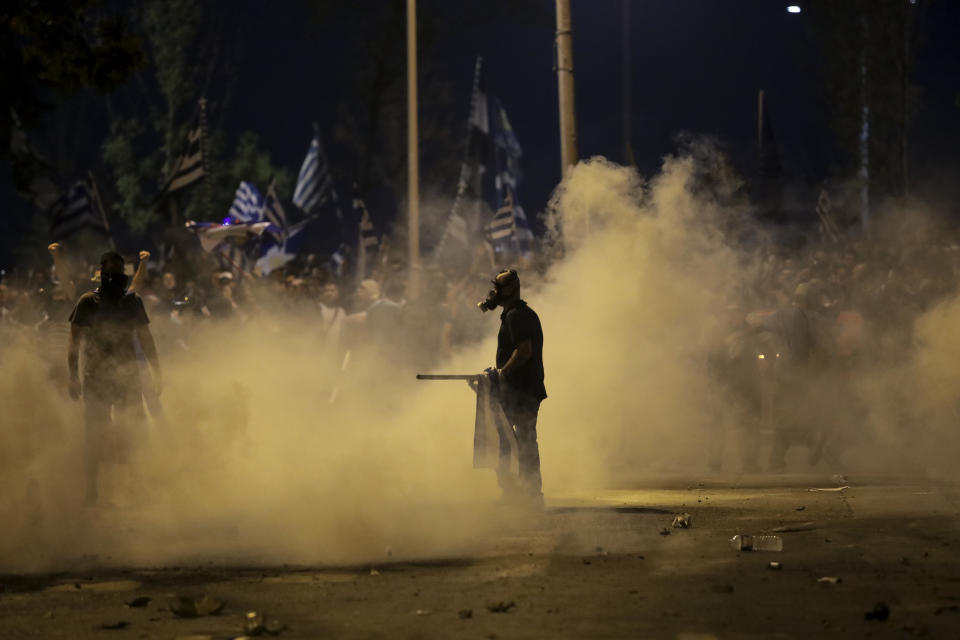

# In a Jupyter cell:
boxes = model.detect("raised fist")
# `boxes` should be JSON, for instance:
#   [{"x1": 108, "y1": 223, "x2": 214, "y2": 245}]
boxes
[
  {"x1": 48, "y1": 242, "x2": 61, "y2": 254},
  {"x1": 139, "y1": 250, "x2": 151, "y2": 262}
]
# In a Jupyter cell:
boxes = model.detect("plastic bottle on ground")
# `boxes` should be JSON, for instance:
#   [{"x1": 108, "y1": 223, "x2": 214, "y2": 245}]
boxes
[{"x1": 729, "y1": 534, "x2": 783, "y2": 551}]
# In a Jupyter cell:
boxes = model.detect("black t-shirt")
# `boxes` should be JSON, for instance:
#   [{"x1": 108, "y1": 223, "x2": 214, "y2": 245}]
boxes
[
  {"x1": 69, "y1": 291, "x2": 150, "y2": 379},
  {"x1": 496, "y1": 300, "x2": 546, "y2": 401}
]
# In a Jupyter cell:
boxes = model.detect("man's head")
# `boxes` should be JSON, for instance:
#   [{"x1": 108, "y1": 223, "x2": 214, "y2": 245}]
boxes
[
  {"x1": 355, "y1": 279, "x2": 380, "y2": 307},
  {"x1": 477, "y1": 269, "x2": 520, "y2": 312},
  {"x1": 162, "y1": 271, "x2": 177, "y2": 291},
  {"x1": 98, "y1": 251, "x2": 128, "y2": 298},
  {"x1": 320, "y1": 282, "x2": 340, "y2": 307}
]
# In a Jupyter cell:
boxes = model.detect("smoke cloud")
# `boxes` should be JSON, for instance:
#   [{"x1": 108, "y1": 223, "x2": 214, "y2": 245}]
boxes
[{"x1": 2, "y1": 148, "x2": 958, "y2": 572}]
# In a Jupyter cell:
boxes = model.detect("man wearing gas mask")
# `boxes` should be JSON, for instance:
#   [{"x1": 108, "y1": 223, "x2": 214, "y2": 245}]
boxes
[
  {"x1": 478, "y1": 269, "x2": 546, "y2": 506},
  {"x1": 67, "y1": 252, "x2": 162, "y2": 505}
]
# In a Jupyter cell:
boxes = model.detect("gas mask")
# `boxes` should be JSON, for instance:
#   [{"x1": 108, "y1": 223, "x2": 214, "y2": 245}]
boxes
[
  {"x1": 99, "y1": 272, "x2": 129, "y2": 298},
  {"x1": 477, "y1": 269, "x2": 519, "y2": 312}
]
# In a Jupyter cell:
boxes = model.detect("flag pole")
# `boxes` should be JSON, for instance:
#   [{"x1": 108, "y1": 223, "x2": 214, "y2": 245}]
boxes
[
  {"x1": 87, "y1": 171, "x2": 116, "y2": 250},
  {"x1": 406, "y1": 0, "x2": 420, "y2": 299},
  {"x1": 555, "y1": 0, "x2": 579, "y2": 174}
]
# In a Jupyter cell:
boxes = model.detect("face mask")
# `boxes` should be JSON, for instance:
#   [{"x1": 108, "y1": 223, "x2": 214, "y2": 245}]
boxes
[
  {"x1": 477, "y1": 282, "x2": 502, "y2": 312},
  {"x1": 99, "y1": 272, "x2": 129, "y2": 298}
]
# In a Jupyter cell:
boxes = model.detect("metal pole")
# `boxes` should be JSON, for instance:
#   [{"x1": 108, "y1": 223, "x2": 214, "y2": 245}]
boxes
[
  {"x1": 620, "y1": 0, "x2": 634, "y2": 166},
  {"x1": 556, "y1": 0, "x2": 578, "y2": 174},
  {"x1": 858, "y1": 14, "x2": 870, "y2": 232},
  {"x1": 406, "y1": 0, "x2": 420, "y2": 298}
]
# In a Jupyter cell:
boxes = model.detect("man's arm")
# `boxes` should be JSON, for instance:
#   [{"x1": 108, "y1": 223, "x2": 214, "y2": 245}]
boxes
[
  {"x1": 128, "y1": 250, "x2": 150, "y2": 294},
  {"x1": 68, "y1": 324, "x2": 82, "y2": 400},
  {"x1": 135, "y1": 324, "x2": 163, "y2": 395},
  {"x1": 48, "y1": 243, "x2": 76, "y2": 301},
  {"x1": 499, "y1": 339, "x2": 532, "y2": 379}
]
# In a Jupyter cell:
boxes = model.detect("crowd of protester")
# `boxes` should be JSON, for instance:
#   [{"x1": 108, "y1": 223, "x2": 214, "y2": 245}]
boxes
[{"x1": 2, "y1": 216, "x2": 959, "y2": 472}]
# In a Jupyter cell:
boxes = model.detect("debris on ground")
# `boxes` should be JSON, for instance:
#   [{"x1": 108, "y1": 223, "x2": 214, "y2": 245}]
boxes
[
  {"x1": 98, "y1": 621, "x2": 129, "y2": 630},
  {"x1": 817, "y1": 576, "x2": 842, "y2": 585},
  {"x1": 671, "y1": 513, "x2": 692, "y2": 529},
  {"x1": 125, "y1": 596, "x2": 151, "y2": 608},
  {"x1": 582, "y1": 559, "x2": 591, "y2": 565},
  {"x1": 809, "y1": 486, "x2": 850, "y2": 492},
  {"x1": 486, "y1": 601, "x2": 516, "y2": 613},
  {"x1": 369, "y1": 569, "x2": 381, "y2": 576},
  {"x1": 659, "y1": 528, "x2": 671, "y2": 536},
  {"x1": 413, "y1": 609, "x2": 431, "y2": 616},
  {"x1": 594, "y1": 546, "x2": 609, "y2": 557},
  {"x1": 458, "y1": 609, "x2": 473, "y2": 619},
  {"x1": 769, "y1": 521, "x2": 817, "y2": 533},
  {"x1": 795, "y1": 506, "x2": 806, "y2": 511},
  {"x1": 832, "y1": 474, "x2": 849, "y2": 485},
  {"x1": 243, "y1": 610, "x2": 286, "y2": 635},
  {"x1": 767, "y1": 561, "x2": 782, "y2": 570},
  {"x1": 169, "y1": 595, "x2": 226, "y2": 618},
  {"x1": 864, "y1": 602, "x2": 890, "y2": 621}
]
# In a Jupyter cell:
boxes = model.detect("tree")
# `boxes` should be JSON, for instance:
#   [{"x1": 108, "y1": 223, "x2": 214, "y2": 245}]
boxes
[{"x1": 1, "y1": 0, "x2": 143, "y2": 188}]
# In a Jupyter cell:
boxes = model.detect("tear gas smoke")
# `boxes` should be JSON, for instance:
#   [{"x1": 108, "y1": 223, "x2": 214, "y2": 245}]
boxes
[{"x1": 2, "y1": 149, "x2": 958, "y2": 572}]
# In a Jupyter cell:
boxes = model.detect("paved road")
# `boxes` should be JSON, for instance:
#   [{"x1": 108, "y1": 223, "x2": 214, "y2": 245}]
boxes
[{"x1": 2, "y1": 475, "x2": 959, "y2": 639}]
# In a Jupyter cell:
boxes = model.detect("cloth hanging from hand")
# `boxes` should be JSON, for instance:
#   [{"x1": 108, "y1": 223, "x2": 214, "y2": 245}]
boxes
[{"x1": 473, "y1": 373, "x2": 518, "y2": 476}]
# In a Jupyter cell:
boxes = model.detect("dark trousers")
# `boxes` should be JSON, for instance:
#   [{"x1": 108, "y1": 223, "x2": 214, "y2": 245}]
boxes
[
  {"x1": 498, "y1": 392, "x2": 543, "y2": 497},
  {"x1": 82, "y1": 377, "x2": 141, "y2": 502}
]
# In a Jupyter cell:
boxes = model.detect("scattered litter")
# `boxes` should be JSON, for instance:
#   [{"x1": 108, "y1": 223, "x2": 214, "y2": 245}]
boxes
[
  {"x1": 98, "y1": 621, "x2": 129, "y2": 630},
  {"x1": 671, "y1": 513, "x2": 692, "y2": 529},
  {"x1": 486, "y1": 601, "x2": 516, "y2": 613},
  {"x1": 125, "y1": 596, "x2": 151, "y2": 608},
  {"x1": 795, "y1": 506, "x2": 806, "y2": 511},
  {"x1": 594, "y1": 546, "x2": 609, "y2": 557},
  {"x1": 809, "y1": 486, "x2": 850, "y2": 492},
  {"x1": 817, "y1": 576, "x2": 842, "y2": 585},
  {"x1": 369, "y1": 569, "x2": 381, "y2": 576},
  {"x1": 168, "y1": 595, "x2": 225, "y2": 618},
  {"x1": 729, "y1": 534, "x2": 782, "y2": 551},
  {"x1": 864, "y1": 602, "x2": 890, "y2": 621},
  {"x1": 711, "y1": 584, "x2": 734, "y2": 594},
  {"x1": 582, "y1": 559, "x2": 591, "y2": 565},
  {"x1": 243, "y1": 610, "x2": 286, "y2": 635},
  {"x1": 458, "y1": 609, "x2": 473, "y2": 619},
  {"x1": 767, "y1": 561, "x2": 782, "y2": 570},
  {"x1": 769, "y1": 521, "x2": 817, "y2": 533},
  {"x1": 659, "y1": 528, "x2": 671, "y2": 536},
  {"x1": 414, "y1": 609, "x2": 431, "y2": 616}
]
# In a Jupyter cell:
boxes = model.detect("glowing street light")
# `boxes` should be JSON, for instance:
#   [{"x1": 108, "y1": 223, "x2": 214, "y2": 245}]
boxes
[{"x1": 787, "y1": 5, "x2": 801, "y2": 13}]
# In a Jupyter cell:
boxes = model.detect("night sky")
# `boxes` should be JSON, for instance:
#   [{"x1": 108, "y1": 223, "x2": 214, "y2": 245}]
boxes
[{"x1": 3, "y1": 0, "x2": 960, "y2": 267}]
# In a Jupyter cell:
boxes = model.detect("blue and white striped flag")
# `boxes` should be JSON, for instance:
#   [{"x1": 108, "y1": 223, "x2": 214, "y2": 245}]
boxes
[
  {"x1": 293, "y1": 134, "x2": 340, "y2": 218},
  {"x1": 228, "y1": 181, "x2": 263, "y2": 222},
  {"x1": 262, "y1": 180, "x2": 288, "y2": 243},
  {"x1": 49, "y1": 179, "x2": 108, "y2": 240},
  {"x1": 485, "y1": 188, "x2": 516, "y2": 242}
]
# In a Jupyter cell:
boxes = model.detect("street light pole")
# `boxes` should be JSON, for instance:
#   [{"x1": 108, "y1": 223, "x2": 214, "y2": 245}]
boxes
[
  {"x1": 407, "y1": 0, "x2": 420, "y2": 297},
  {"x1": 556, "y1": 0, "x2": 578, "y2": 174}
]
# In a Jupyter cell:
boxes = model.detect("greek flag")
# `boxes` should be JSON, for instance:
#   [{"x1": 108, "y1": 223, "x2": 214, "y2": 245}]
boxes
[
  {"x1": 165, "y1": 115, "x2": 205, "y2": 192},
  {"x1": 228, "y1": 181, "x2": 263, "y2": 223},
  {"x1": 293, "y1": 133, "x2": 340, "y2": 218},
  {"x1": 256, "y1": 218, "x2": 309, "y2": 276},
  {"x1": 262, "y1": 180, "x2": 288, "y2": 243},
  {"x1": 49, "y1": 179, "x2": 107, "y2": 240},
  {"x1": 485, "y1": 188, "x2": 516, "y2": 242}
]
